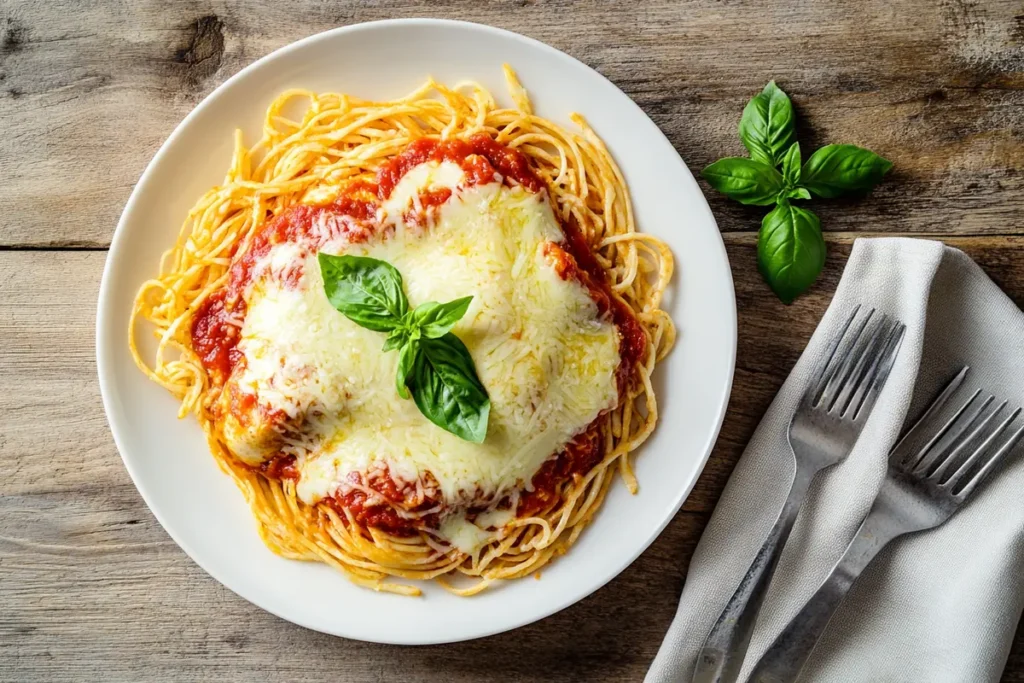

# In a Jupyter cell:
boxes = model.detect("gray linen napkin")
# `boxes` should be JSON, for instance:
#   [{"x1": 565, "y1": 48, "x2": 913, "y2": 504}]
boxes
[{"x1": 648, "y1": 237, "x2": 1024, "y2": 683}]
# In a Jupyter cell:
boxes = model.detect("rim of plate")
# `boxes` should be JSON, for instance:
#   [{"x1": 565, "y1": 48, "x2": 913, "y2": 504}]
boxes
[{"x1": 97, "y1": 18, "x2": 736, "y2": 644}]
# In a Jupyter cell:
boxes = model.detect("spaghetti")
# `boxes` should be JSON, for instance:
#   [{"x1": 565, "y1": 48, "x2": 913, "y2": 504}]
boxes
[{"x1": 130, "y1": 66, "x2": 675, "y2": 595}]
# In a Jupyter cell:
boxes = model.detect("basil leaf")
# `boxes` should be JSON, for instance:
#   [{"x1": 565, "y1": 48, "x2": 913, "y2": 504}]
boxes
[
  {"x1": 738, "y1": 81, "x2": 796, "y2": 167},
  {"x1": 318, "y1": 253, "x2": 409, "y2": 332},
  {"x1": 758, "y1": 201, "x2": 825, "y2": 304},
  {"x1": 382, "y1": 329, "x2": 408, "y2": 353},
  {"x1": 409, "y1": 333, "x2": 490, "y2": 443},
  {"x1": 781, "y1": 142, "x2": 801, "y2": 187},
  {"x1": 801, "y1": 144, "x2": 893, "y2": 198},
  {"x1": 410, "y1": 296, "x2": 473, "y2": 339},
  {"x1": 701, "y1": 158, "x2": 785, "y2": 206},
  {"x1": 395, "y1": 338, "x2": 420, "y2": 400},
  {"x1": 784, "y1": 187, "x2": 812, "y2": 201}
]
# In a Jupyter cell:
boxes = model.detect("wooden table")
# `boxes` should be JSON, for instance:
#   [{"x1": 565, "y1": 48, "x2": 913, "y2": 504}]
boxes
[{"x1": 2, "y1": 1, "x2": 1023, "y2": 680}]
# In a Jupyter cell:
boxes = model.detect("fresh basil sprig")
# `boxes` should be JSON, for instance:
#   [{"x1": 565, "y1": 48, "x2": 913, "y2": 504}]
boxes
[
  {"x1": 701, "y1": 81, "x2": 892, "y2": 303},
  {"x1": 317, "y1": 252, "x2": 490, "y2": 443}
]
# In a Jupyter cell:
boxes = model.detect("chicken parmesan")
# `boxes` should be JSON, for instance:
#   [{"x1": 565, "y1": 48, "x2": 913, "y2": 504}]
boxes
[{"x1": 131, "y1": 67, "x2": 675, "y2": 595}]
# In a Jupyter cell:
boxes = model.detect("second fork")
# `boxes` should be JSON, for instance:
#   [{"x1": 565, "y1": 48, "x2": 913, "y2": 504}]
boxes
[{"x1": 748, "y1": 367, "x2": 1024, "y2": 683}]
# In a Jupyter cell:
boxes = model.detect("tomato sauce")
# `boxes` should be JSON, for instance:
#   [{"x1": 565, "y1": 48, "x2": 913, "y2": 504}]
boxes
[
  {"x1": 519, "y1": 428, "x2": 602, "y2": 517},
  {"x1": 225, "y1": 186, "x2": 379, "y2": 306},
  {"x1": 260, "y1": 454, "x2": 299, "y2": 481},
  {"x1": 326, "y1": 468, "x2": 441, "y2": 536},
  {"x1": 521, "y1": 220, "x2": 648, "y2": 515},
  {"x1": 191, "y1": 133, "x2": 647, "y2": 535},
  {"x1": 402, "y1": 187, "x2": 453, "y2": 228},
  {"x1": 376, "y1": 133, "x2": 542, "y2": 198},
  {"x1": 190, "y1": 292, "x2": 242, "y2": 386}
]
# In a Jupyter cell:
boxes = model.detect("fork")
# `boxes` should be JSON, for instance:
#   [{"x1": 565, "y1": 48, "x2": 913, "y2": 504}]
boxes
[
  {"x1": 748, "y1": 366, "x2": 1024, "y2": 683},
  {"x1": 692, "y1": 307, "x2": 906, "y2": 683}
]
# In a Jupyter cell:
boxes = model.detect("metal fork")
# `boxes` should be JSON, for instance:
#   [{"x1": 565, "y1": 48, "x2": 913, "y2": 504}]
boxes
[
  {"x1": 749, "y1": 366, "x2": 1024, "y2": 683},
  {"x1": 693, "y1": 307, "x2": 906, "y2": 683}
]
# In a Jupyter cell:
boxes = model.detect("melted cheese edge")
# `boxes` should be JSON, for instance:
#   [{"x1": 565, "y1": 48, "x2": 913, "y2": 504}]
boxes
[{"x1": 232, "y1": 162, "x2": 621, "y2": 550}]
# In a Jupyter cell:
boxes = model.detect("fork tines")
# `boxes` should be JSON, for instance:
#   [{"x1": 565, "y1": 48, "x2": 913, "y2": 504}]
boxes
[
  {"x1": 891, "y1": 367, "x2": 1024, "y2": 498},
  {"x1": 809, "y1": 306, "x2": 906, "y2": 421}
]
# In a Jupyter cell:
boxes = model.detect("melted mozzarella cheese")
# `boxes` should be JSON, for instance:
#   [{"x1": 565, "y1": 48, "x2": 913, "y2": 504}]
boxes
[
  {"x1": 439, "y1": 515, "x2": 496, "y2": 555},
  {"x1": 382, "y1": 160, "x2": 467, "y2": 217},
  {"x1": 232, "y1": 164, "x2": 621, "y2": 525},
  {"x1": 436, "y1": 502, "x2": 517, "y2": 555}
]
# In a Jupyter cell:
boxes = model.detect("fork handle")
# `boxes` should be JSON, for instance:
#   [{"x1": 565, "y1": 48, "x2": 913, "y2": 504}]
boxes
[
  {"x1": 692, "y1": 467, "x2": 815, "y2": 683},
  {"x1": 746, "y1": 506, "x2": 906, "y2": 683}
]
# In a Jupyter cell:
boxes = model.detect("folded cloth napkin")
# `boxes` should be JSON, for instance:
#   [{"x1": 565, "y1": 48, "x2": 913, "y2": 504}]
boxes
[{"x1": 648, "y1": 237, "x2": 1024, "y2": 683}]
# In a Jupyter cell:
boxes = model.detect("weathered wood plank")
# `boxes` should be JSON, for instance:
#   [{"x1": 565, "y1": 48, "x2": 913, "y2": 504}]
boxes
[
  {"x1": 1, "y1": 0, "x2": 1023, "y2": 246},
  {"x1": 3, "y1": 236, "x2": 1024, "y2": 680},
  {"x1": 0, "y1": 485, "x2": 704, "y2": 683}
]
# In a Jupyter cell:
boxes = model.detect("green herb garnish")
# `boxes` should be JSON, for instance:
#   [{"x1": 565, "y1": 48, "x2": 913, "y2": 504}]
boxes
[
  {"x1": 317, "y1": 252, "x2": 490, "y2": 443},
  {"x1": 702, "y1": 81, "x2": 893, "y2": 303}
]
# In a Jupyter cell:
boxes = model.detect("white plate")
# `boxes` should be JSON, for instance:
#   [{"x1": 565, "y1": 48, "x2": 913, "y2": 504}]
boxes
[{"x1": 96, "y1": 19, "x2": 736, "y2": 644}]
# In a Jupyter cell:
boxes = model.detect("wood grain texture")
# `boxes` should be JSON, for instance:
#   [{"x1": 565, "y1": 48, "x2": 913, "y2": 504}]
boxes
[
  {"x1": 1, "y1": 0, "x2": 1024, "y2": 245},
  {"x1": 2, "y1": 0, "x2": 1024, "y2": 681}
]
